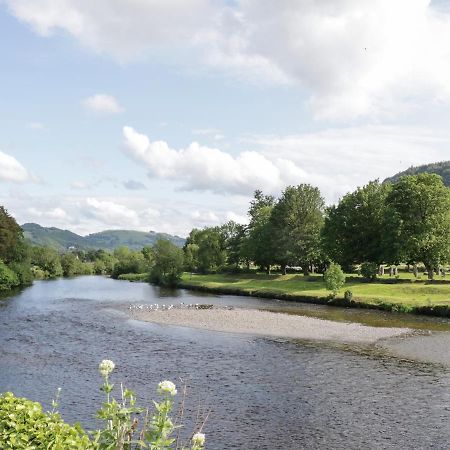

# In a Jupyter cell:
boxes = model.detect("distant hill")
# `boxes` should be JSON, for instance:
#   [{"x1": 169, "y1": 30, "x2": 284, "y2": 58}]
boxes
[
  {"x1": 22, "y1": 223, "x2": 185, "y2": 251},
  {"x1": 384, "y1": 161, "x2": 450, "y2": 186}
]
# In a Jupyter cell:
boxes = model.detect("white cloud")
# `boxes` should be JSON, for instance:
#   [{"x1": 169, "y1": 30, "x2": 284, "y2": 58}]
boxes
[
  {"x1": 6, "y1": 0, "x2": 215, "y2": 61},
  {"x1": 246, "y1": 124, "x2": 450, "y2": 202},
  {"x1": 0, "y1": 151, "x2": 30, "y2": 182},
  {"x1": 28, "y1": 207, "x2": 69, "y2": 221},
  {"x1": 8, "y1": 0, "x2": 450, "y2": 119},
  {"x1": 123, "y1": 126, "x2": 307, "y2": 195},
  {"x1": 85, "y1": 197, "x2": 139, "y2": 226},
  {"x1": 82, "y1": 94, "x2": 123, "y2": 114}
]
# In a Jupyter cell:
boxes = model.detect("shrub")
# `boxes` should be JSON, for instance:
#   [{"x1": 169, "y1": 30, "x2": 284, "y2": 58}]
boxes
[
  {"x1": 0, "y1": 392, "x2": 92, "y2": 449},
  {"x1": 344, "y1": 290, "x2": 353, "y2": 302},
  {"x1": 324, "y1": 262, "x2": 346, "y2": 297},
  {"x1": 0, "y1": 360, "x2": 207, "y2": 450},
  {"x1": 360, "y1": 262, "x2": 378, "y2": 281},
  {"x1": 0, "y1": 260, "x2": 19, "y2": 291}
]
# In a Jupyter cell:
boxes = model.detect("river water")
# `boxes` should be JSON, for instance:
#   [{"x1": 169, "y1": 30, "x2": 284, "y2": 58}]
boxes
[{"x1": 0, "y1": 276, "x2": 449, "y2": 449}]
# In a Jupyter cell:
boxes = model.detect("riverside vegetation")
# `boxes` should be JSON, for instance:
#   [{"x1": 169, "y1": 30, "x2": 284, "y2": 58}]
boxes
[
  {"x1": 2, "y1": 173, "x2": 450, "y2": 315},
  {"x1": 0, "y1": 360, "x2": 206, "y2": 449}
]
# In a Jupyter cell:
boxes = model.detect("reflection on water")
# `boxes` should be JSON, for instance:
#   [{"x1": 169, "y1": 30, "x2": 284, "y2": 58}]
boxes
[{"x1": 0, "y1": 276, "x2": 449, "y2": 449}]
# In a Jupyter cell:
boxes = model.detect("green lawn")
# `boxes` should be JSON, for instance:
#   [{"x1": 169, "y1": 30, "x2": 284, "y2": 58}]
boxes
[{"x1": 180, "y1": 272, "x2": 450, "y2": 309}]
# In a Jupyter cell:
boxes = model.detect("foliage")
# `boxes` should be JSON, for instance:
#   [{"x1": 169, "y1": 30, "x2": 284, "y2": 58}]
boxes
[
  {"x1": 240, "y1": 190, "x2": 275, "y2": 272},
  {"x1": 270, "y1": 185, "x2": 325, "y2": 274},
  {"x1": 0, "y1": 392, "x2": 92, "y2": 449},
  {"x1": 0, "y1": 260, "x2": 20, "y2": 290},
  {"x1": 324, "y1": 263, "x2": 345, "y2": 296},
  {"x1": 384, "y1": 174, "x2": 450, "y2": 279},
  {"x1": 322, "y1": 180, "x2": 390, "y2": 268},
  {"x1": 344, "y1": 290, "x2": 353, "y2": 301},
  {"x1": 0, "y1": 361, "x2": 206, "y2": 449},
  {"x1": 61, "y1": 253, "x2": 93, "y2": 277},
  {"x1": 31, "y1": 246, "x2": 63, "y2": 278},
  {"x1": 150, "y1": 239, "x2": 185, "y2": 286},
  {"x1": 384, "y1": 160, "x2": 450, "y2": 187},
  {"x1": 0, "y1": 206, "x2": 23, "y2": 263},
  {"x1": 112, "y1": 247, "x2": 147, "y2": 279},
  {"x1": 360, "y1": 262, "x2": 379, "y2": 280}
]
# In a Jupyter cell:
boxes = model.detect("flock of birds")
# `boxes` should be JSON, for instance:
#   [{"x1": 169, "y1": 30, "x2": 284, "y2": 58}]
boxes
[{"x1": 128, "y1": 302, "x2": 217, "y2": 311}]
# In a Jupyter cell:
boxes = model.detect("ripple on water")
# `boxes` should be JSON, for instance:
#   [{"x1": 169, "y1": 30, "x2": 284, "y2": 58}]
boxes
[{"x1": 0, "y1": 276, "x2": 449, "y2": 450}]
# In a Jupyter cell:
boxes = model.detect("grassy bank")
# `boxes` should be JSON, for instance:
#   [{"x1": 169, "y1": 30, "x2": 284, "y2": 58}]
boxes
[{"x1": 179, "y1": 273, "x2": 450, "y2": 317}]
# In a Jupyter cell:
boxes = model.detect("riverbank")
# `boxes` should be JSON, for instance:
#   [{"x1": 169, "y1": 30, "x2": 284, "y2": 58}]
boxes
[
  {"x1": 129, "y1": 307, "x2": 412, "y2": 344},
  {"x1": 178, "y1": 273, "x2": 450, "y2": 317}
]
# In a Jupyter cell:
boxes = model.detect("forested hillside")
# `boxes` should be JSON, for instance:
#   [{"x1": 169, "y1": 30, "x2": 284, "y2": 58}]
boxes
[
  {"x1": 22, "y1": 223, "x2": 185, "y2": 251},
  {"x1": 384, "y1": 161, "x2": 450, "y2": 186}
]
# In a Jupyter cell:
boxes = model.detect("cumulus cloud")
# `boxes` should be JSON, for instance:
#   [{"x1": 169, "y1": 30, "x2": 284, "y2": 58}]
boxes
[
  {"x1": 122, "y1": 126, "x2": 308, "y2": 195},
  {"x1": 246, "y1": 124, "x2": 450, "y2": 202},
  {"x1": 0, "y1": 151, "x2": 31, "y2": 182},
  {"x1": 8, "y1": 0, "x2": 450, "y2": 118},
  {"x1": 82, "y1": 94, "x2": 123, "y2": 114},
  {"x1": 6, "y1": 0, "x2": 215, "y2": 61},
  {"x1": 85, "y1": 197, "x2": 139, "y2": 226}
]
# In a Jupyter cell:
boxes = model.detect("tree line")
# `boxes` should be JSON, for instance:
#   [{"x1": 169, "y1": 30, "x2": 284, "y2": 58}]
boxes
[
  {"x1": 182, "y1": 173, "x2": 450, "y2": 281},
  {"x1": 1, "y1": 172, "x2": 449, "y2": 291}
]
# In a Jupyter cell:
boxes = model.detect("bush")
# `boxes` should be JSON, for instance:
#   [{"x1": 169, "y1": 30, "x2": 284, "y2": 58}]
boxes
[
  {"x1": 0, "y1": 360, "x2": 207, "y2": 450},
  {"x1": 344, "y1": 290, "x2": 353, "y2": 301},
  {"x1": 324, "y1": 262, "x2": 345, "y2": 297},
  {"x1": 360, "y1": 262, "x2": 378, "y2": 281},
  {"x1": 0, "y1": 392, "x2": 92, "y2": 449},
  {"x1": 0, "y1": 260, "x2": 19, "y2": 291}
]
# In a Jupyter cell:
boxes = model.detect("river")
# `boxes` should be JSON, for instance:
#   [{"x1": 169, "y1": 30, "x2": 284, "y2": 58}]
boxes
[{"x1": 0, "y1": 276, "x2": 449, "y2": 449}]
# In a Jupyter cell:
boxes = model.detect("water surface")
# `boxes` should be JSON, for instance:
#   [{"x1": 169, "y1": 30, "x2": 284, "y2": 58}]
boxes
[{"x1": 0, "y1": 277, "x2": 449, "y2": 449}]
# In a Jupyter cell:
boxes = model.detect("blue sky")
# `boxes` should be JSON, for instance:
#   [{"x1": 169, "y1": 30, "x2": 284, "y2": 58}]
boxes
[{"x1": 1, "y1": 0, "x2": 450, "y2": 236}]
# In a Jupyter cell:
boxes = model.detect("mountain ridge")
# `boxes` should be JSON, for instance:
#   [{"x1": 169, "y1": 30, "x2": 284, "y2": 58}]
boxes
[
  {"x1": 22, "y1": 223, "x2": 185, "y2": 251},
  {"x1": 384, "y1": 160, "x2": 450, "y2": 186}
]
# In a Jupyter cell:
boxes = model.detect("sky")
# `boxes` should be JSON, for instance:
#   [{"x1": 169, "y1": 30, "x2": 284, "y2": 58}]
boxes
[{"x1": 1, "y1": 0, "x2": 450, "y2": 237}]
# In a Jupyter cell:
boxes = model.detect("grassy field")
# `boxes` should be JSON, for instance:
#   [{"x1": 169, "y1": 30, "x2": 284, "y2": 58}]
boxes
[{"x1": 179, "y1": 272, "x2": 450, "y2": 313}]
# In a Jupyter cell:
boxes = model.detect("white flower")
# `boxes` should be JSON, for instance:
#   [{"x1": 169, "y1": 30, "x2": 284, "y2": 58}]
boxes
[
  {"x1": 157, "y1": 380, "x2": 177, "y2": 396},
  {"x1": 192, "y1": 432, "x2": 206, "y2": 446},
  {"x1": 99, "y1": 359, "x2": 115, "y2": 377}
]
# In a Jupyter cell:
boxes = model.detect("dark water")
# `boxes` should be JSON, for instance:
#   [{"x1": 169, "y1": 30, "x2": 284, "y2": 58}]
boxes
[{"x1": 0, "y1": 277, "x2": 449, "y2": 449}]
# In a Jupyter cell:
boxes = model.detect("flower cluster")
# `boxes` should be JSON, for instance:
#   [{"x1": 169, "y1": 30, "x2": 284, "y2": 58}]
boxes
[
  {"x1": 192, "y1": 432, "x2": 206, "y2": 446},
  {"x1": 98, "y1": 359, "x2": 115, "y2": 377},
  {"x1": 157, "y1": 380, "x2": 177, "y2": 396}
]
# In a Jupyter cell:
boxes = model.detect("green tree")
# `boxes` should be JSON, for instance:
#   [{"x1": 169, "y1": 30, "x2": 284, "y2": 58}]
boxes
[
  {"x1": 31, "y1": 246, "x2": 63, "y2": 278},
  {"x1": 385, "y1": 173, "x2": 450, "y2": 279},
  {"x1": 112, "y1": 247, "x2": 146, "y2": 278},
  {"x1": 220, "y1": 221, "x2": 246, "y2": 269},
  {"x1": 240, "y1": 190, "x2": 275, "y2": 272},
  {"x1": 150, "y1": 239, "x2": 184, "y2": 286},
  {"x1": 322, "y1": 180, "x2": 390, "y2": 269},
  {"x1": 324, "y1": 262, "x2": 345, "y2": 297},
  {"x1": 270, "y1": 185, "x2": 325, "y2": 274},
  {"x1": 0, "y1": 206, "x2": 23, "y2": 263}
]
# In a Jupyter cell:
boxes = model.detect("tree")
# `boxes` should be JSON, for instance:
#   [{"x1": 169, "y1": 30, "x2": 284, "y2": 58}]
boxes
[
  {"x1": 240, "y1": 190, "x2": 275, "y2": 272},
  {"x1": 0, "y1": 206, "x2": 23, "y2": 263},
  {"x1": 150, "y1": 239, "x2": 184, "y2": 286},
  {"x1": 31, "y1": 246, "x2": 63, "y2": 278},
  {"x1": 322, "y1": 180, "x2": 390, "y2": 269},
  {"x1": 219, "y1": 221, "x2": 246, "y2": 269},
  {"x1": 385, "y1": 173, "x2": 450, "y2": 279},
  {"x1": 324, "y1": 263, "x2": 345, "y2": 297},
  {"x1": 270, "y1": 185, "x2": 325, "y2": 274}
]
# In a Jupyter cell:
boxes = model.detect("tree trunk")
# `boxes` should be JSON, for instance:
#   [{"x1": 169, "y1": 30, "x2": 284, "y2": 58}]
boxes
[
  {"x1": 379, "y1": 265, "x2": 385, "y2": 276},
  {"x1": 266, "y1": 265, "x2": 271, "y2": 275},
  {"x1": 413, "y1": 264, "x2": 418, "y2": 278},
  {"x1": 389, "y1": 266, "x2": 394, "y2": 277},
  {"x1": 427, "y1": 268, "x2": 434, "y2": 280},
  {"x1": 281, "y1": 264, "x2": 287, "y2": 275}
]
